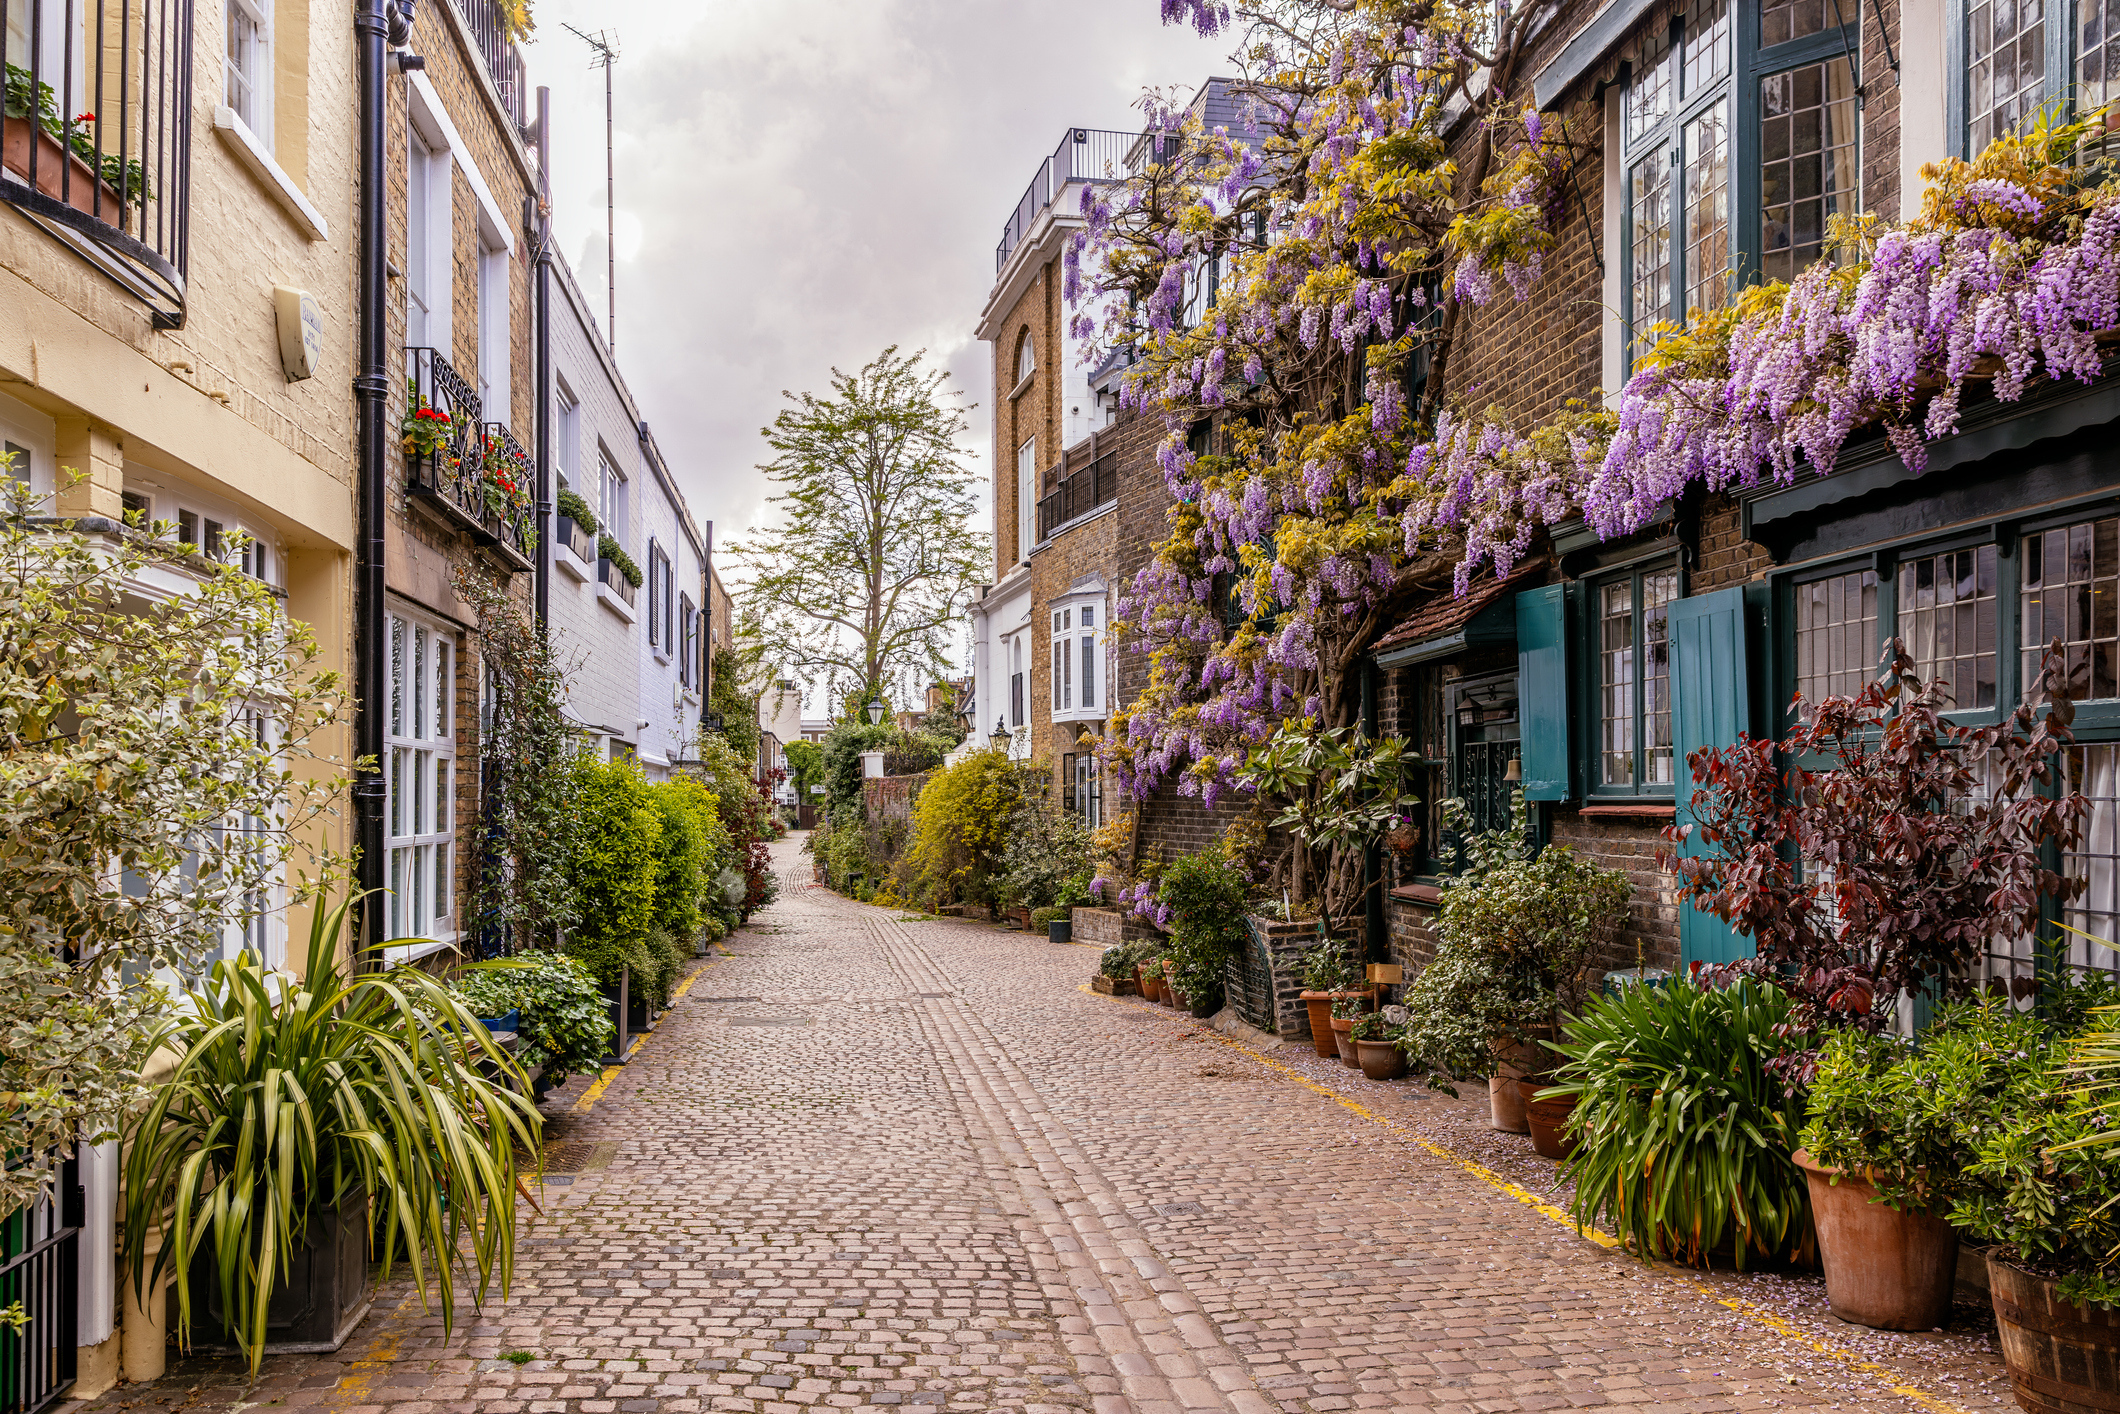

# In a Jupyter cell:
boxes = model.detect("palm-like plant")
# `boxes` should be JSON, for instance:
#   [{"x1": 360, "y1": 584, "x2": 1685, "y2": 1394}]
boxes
[
  {"x1": 1548, "y1": 976, "x2": 1813, "y2": 1268},
  {"x1": 121, "y1": 894, "x2": 542, "y2": 1373}
]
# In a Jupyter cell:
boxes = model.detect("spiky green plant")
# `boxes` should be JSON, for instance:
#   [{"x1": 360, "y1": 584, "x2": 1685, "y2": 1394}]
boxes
[
  {"x1": 120, "y1": 894, "x2": 541, "y2": 1374},
  {"x1": 1547, "y1": 976, "x2": 1812, "y2": 1269}
]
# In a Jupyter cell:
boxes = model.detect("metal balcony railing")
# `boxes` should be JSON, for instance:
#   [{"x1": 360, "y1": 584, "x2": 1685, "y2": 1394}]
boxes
[
  {"x1": 1037, "y1": 449, "x2": 1118, "y2": 541},
  {"x1": 450, "y1": 0, "x2": 528, "y2": 125},
  {"x1": 0, "y1": 0, "x2": 193, "y2": 326},
  {"x1": 404, "y1": 349, "x2": 532, "y2": 572},
  {"x1": 995, "y1": 127, "x2": 1142, "y2": 274},
  {"x1": 479, "y1": 421, "x2": 534, "y2": 567}
]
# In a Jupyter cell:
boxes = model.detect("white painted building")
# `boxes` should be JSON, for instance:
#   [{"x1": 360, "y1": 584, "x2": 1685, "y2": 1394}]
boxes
[{"x1": 546, "y1": 253, "x2": 710, "y2": 773}]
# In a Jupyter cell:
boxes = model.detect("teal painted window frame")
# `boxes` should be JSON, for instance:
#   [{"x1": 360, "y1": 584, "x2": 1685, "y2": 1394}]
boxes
[
  {"x1": 1946, "y1": 0, "x2": 2078, "y2": 160},
  {"x1": 1619, "y1": 2, "x2": 1859, "y2": 375},
  {"x1": 1580, "y1": 555, "x2": 1685, "y2": 799}
]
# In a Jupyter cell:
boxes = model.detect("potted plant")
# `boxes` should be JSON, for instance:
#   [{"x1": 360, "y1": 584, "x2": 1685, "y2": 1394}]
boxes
[
  {"x1": 1351, "y1": 1007, "x2": 1407, "y2": 1080},
  {"x1": 1398, "y1": 798, "x2": 1628, "y2": 1130},
  {"x1": 1137, "y1": 959, "x2": 1165, "y2": 1004},
  {"x1": 1550, "y1": 975, "x2": 1812, "y2": 1265},
  {"x1": 1093, "y1": 942, "x2": 1141, "y2": 996},
  {"x1": 449, "y1": 948, "x2": 616, "y2": 1097},
  {"x1": 122, "y1": 896, "x2": 539, "y2": 1373},
  {"x1": 1329, "y1": 995, "x2": 1365, "y2": 1068},
  {"x1": 400, "y1": 378, "x2": 454, "y2": 462},
  {"x1": 1796, "y1": 1002, "x2": 2002, "y2": 1330},
  {"x1": 1295, "y1": 938, "x2": 1370, "y2": 1057},
  {"x1": 1154, "y1": 846, "x2": 1250, "y2": 1020}
]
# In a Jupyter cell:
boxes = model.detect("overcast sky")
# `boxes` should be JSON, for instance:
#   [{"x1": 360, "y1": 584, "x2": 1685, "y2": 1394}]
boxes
[{"x1": 520, "y1": 1, "x2": 1225, "y2": 568}]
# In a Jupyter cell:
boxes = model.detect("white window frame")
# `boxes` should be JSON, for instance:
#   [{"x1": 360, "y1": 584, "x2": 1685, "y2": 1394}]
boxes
[
  {"x1": 1016, "y1": 436, "x2": 1037, "y2": 563},
  {"x1": 478, "y1": 237, "x2": 510, "y2": 422},
  {"x1": 599, "y1": 450, "x2": 627, "y2": 550},
  {"x1": 224, "y1": 0, "x2": 271, "y2": 149},
  {"x1": 1050, "y1": 590, "x2": 1107, "y2": 724},
  {"x1": 555, "y1": 382, "x2": 579, "y2": 491},
  {"x1": 405, "y1": 125, "x2": 450, "y2": 356},
  {"x1": 384, "y1": 605, "x2": 456, "y2": 947}
]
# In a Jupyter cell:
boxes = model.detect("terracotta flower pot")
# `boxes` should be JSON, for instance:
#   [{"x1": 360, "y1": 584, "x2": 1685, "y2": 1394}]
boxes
[
  {"x1": 1136, "y1": 967, "x2": 1162, "y2": 1004},
  {"x1": 1987, "y1": 1252, "x2": 2120, "y2": 1413},
  {"x1": 1793, "y1": 1150, "x2": 1958, "y2": 1331},
  {"x1": 1330, "y1": 1015, "x2": 1359, "y2": 1068},
  {"x1": 1517, "y1": 1079, "x2": 1579, "y2": 1160},
  {"x1": 1298, "y1": 991, "x2": 1339, "y2": 1057},
  {"x1": 1486, "y1": 1036, "x2": 1545, "y2": 1132},
  {"x1": 1300, "y1": 989, "x2": 1373, "y2": 1056},
  {"x1": 1355, "y1": 1037, "x2": 1406, "y2": 1081}
]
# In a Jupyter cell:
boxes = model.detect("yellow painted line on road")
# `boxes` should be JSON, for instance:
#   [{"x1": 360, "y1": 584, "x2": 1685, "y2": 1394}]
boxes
[
  {"x1": 1102, "y1": 991, "x2": 1977, "y2": 1414},
  {"x1": 573, "y1": 952, "x2": 724, "y2": 1113}
]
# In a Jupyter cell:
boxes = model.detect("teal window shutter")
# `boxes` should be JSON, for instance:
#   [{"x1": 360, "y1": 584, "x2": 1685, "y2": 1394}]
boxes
[
  {"x1": 1514, "y1": 585, "x2": 1571, "y2": 802},
  {"x1": 1669, "y1": 585, "x2": 1758, "y2": 968}
]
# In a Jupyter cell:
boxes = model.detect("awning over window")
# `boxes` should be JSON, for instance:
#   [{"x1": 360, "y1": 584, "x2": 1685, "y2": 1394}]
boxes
[
  {"x1": 1372, "y1": 560, "x2": 1549, "y2": 668},
  {"x1": 1531, "y1": 0, "x2": 1659, "y2": 109}
]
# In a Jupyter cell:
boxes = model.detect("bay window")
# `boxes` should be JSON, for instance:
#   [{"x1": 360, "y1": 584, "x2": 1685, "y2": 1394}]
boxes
[
  {"x1": 1619, "y1": 0, "x2": 1856, "y2": 365},
  {"x1": 1050, "y1": 597, "x2": 1104, "y2": 720},
  {"x1": 385, "y1": 608, "x2": 455, "y2": 944}
]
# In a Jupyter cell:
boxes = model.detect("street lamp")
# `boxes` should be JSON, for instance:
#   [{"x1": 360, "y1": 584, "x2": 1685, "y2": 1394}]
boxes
[
  {"x1": 865, "y1": 697, "x2": 887, "y2": 727},
  {"x1": 990, "y1": 717, "x2": 1011, "y2": 752}
]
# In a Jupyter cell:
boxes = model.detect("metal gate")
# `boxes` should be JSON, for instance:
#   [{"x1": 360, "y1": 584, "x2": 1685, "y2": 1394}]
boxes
[{"x1": 1, "y1": 1153, "x2": 80, "y2": 1414}]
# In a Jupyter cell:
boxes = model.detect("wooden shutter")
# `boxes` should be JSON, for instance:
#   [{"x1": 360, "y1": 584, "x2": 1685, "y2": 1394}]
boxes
[
  {"x1": 1514, "y1": 584, "x2": 1572, "y2": 802},
  {"x1": 1669, "y1": 585, "x2": 1763, "y2": 969}
]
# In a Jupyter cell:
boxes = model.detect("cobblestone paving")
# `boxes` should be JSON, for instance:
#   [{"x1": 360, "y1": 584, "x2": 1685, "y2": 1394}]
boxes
[{"x1": 79, "y1": 836, "x2": 2017, "y2": 1414}]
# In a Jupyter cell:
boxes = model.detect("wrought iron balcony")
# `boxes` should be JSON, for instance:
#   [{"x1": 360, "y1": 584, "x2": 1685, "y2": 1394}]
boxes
[
  {"x1": 995, "y1": 127, "x2": 1140, "y2": 274},
  {"x1": 451, "y1": 0, "x2": 528, "y2": 126},
  {"x1": 1037, "y1": 449, "x2": 1117, "y2": 542},
  {"x1": 403, "y1": 348, "x2": 533, "y2": 572},
  {"x1": 0, "y1": 0, "x2": 194, "y2": 326}
]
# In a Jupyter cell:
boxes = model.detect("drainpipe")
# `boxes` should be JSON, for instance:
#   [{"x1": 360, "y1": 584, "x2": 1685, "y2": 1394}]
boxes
[
  {"x1": 352, "y1": 0, "x2": 396, "y2": 956},
  {"x1": 1362, "y1": 660, "x2": 1384, "y2": 967},
  {"x1": 533, "y1": 86, "x2": 553, "y2": 637}
]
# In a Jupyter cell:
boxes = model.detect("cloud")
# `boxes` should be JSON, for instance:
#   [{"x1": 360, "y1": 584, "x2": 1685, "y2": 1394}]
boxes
[{"x1": 525, "y1": 0, "x2": 1225, "y2": 560}]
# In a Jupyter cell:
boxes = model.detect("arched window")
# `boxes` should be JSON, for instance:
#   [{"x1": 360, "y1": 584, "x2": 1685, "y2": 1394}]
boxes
[{"x1": 1016, "y1": 330, "x2": 1036, "y2": 384}]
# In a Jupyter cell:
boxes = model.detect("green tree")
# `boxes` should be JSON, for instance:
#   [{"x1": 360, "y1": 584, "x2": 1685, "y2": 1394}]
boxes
[
  {"x1": 784, "y1": 739, "x2": 825, "y2": 808},
  {"x1": 647, "y1": 779, "x2": 713, "y2": 942},
  {"x1": 728, "y1": 347, "x2": 988, "y2": 707},
  {"x1": 708, "y1": 646, "x2": 762, "y2": 768}
]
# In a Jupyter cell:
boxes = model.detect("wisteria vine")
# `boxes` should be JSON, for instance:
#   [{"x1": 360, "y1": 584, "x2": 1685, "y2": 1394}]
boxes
[{"x1": 1084, "y1": 1, "x2": 2120, "y2": 917}]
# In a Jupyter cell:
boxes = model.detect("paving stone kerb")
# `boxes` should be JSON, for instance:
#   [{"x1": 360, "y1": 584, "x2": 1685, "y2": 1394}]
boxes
[{"x1": 86, "y1": 834, "x2": 2012, "y2": 1414}]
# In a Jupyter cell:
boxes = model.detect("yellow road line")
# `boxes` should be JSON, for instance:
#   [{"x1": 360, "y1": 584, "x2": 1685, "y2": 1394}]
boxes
[
  {"x1": 573, "y1": 953, "x2": 722, "y2": 1113},
  {"x1": 1107, "y1": 993, "x2": 1977, "y2": 1414}
]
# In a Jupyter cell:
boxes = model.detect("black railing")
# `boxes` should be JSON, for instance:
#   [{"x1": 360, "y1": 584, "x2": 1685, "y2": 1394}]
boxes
[
  {"x1": 479, "y1": 421, "x2": 534, "y2": 565},
  {"x1": 0, "y1": 0, "x2": 193, "y2": 326},
  {"x1": 451, "y1": 0, "x2": 527, "y2": 125},
  {"x1": 1, "y1": 1155, "x2": 79, "y2": 1414},
  {"x1": 1038, "y1": 450, "x2": 1118, "y2": 540},
  {"x1": 995, "y1": 127, "x2": 1140, "y2": 274},
  {"x1": 404, "y1": 349, "x2": 532, "y2": 571},
  {"x1": 597, "y1": 554, "x2": 637, "y2": 608}
]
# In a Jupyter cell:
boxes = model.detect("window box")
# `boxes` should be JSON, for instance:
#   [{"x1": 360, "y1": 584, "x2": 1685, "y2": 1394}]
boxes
[
  {"x1": 556, "y1": 514, "x2": 594, "y2": 582},
  {"x1": 597, "y1": 557, "x2": 639, "y2": 622}
]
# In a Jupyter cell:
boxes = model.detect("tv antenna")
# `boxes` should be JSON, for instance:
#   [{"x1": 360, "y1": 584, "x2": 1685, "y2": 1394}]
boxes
[{"x1": 564, "y1": 23, "x2": 620, "y2": 352}]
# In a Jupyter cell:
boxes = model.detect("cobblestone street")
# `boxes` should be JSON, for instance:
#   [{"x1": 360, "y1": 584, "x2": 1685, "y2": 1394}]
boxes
[{"x1": 81, "y1": 836, "x2": 2022, "y2": 1414}]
